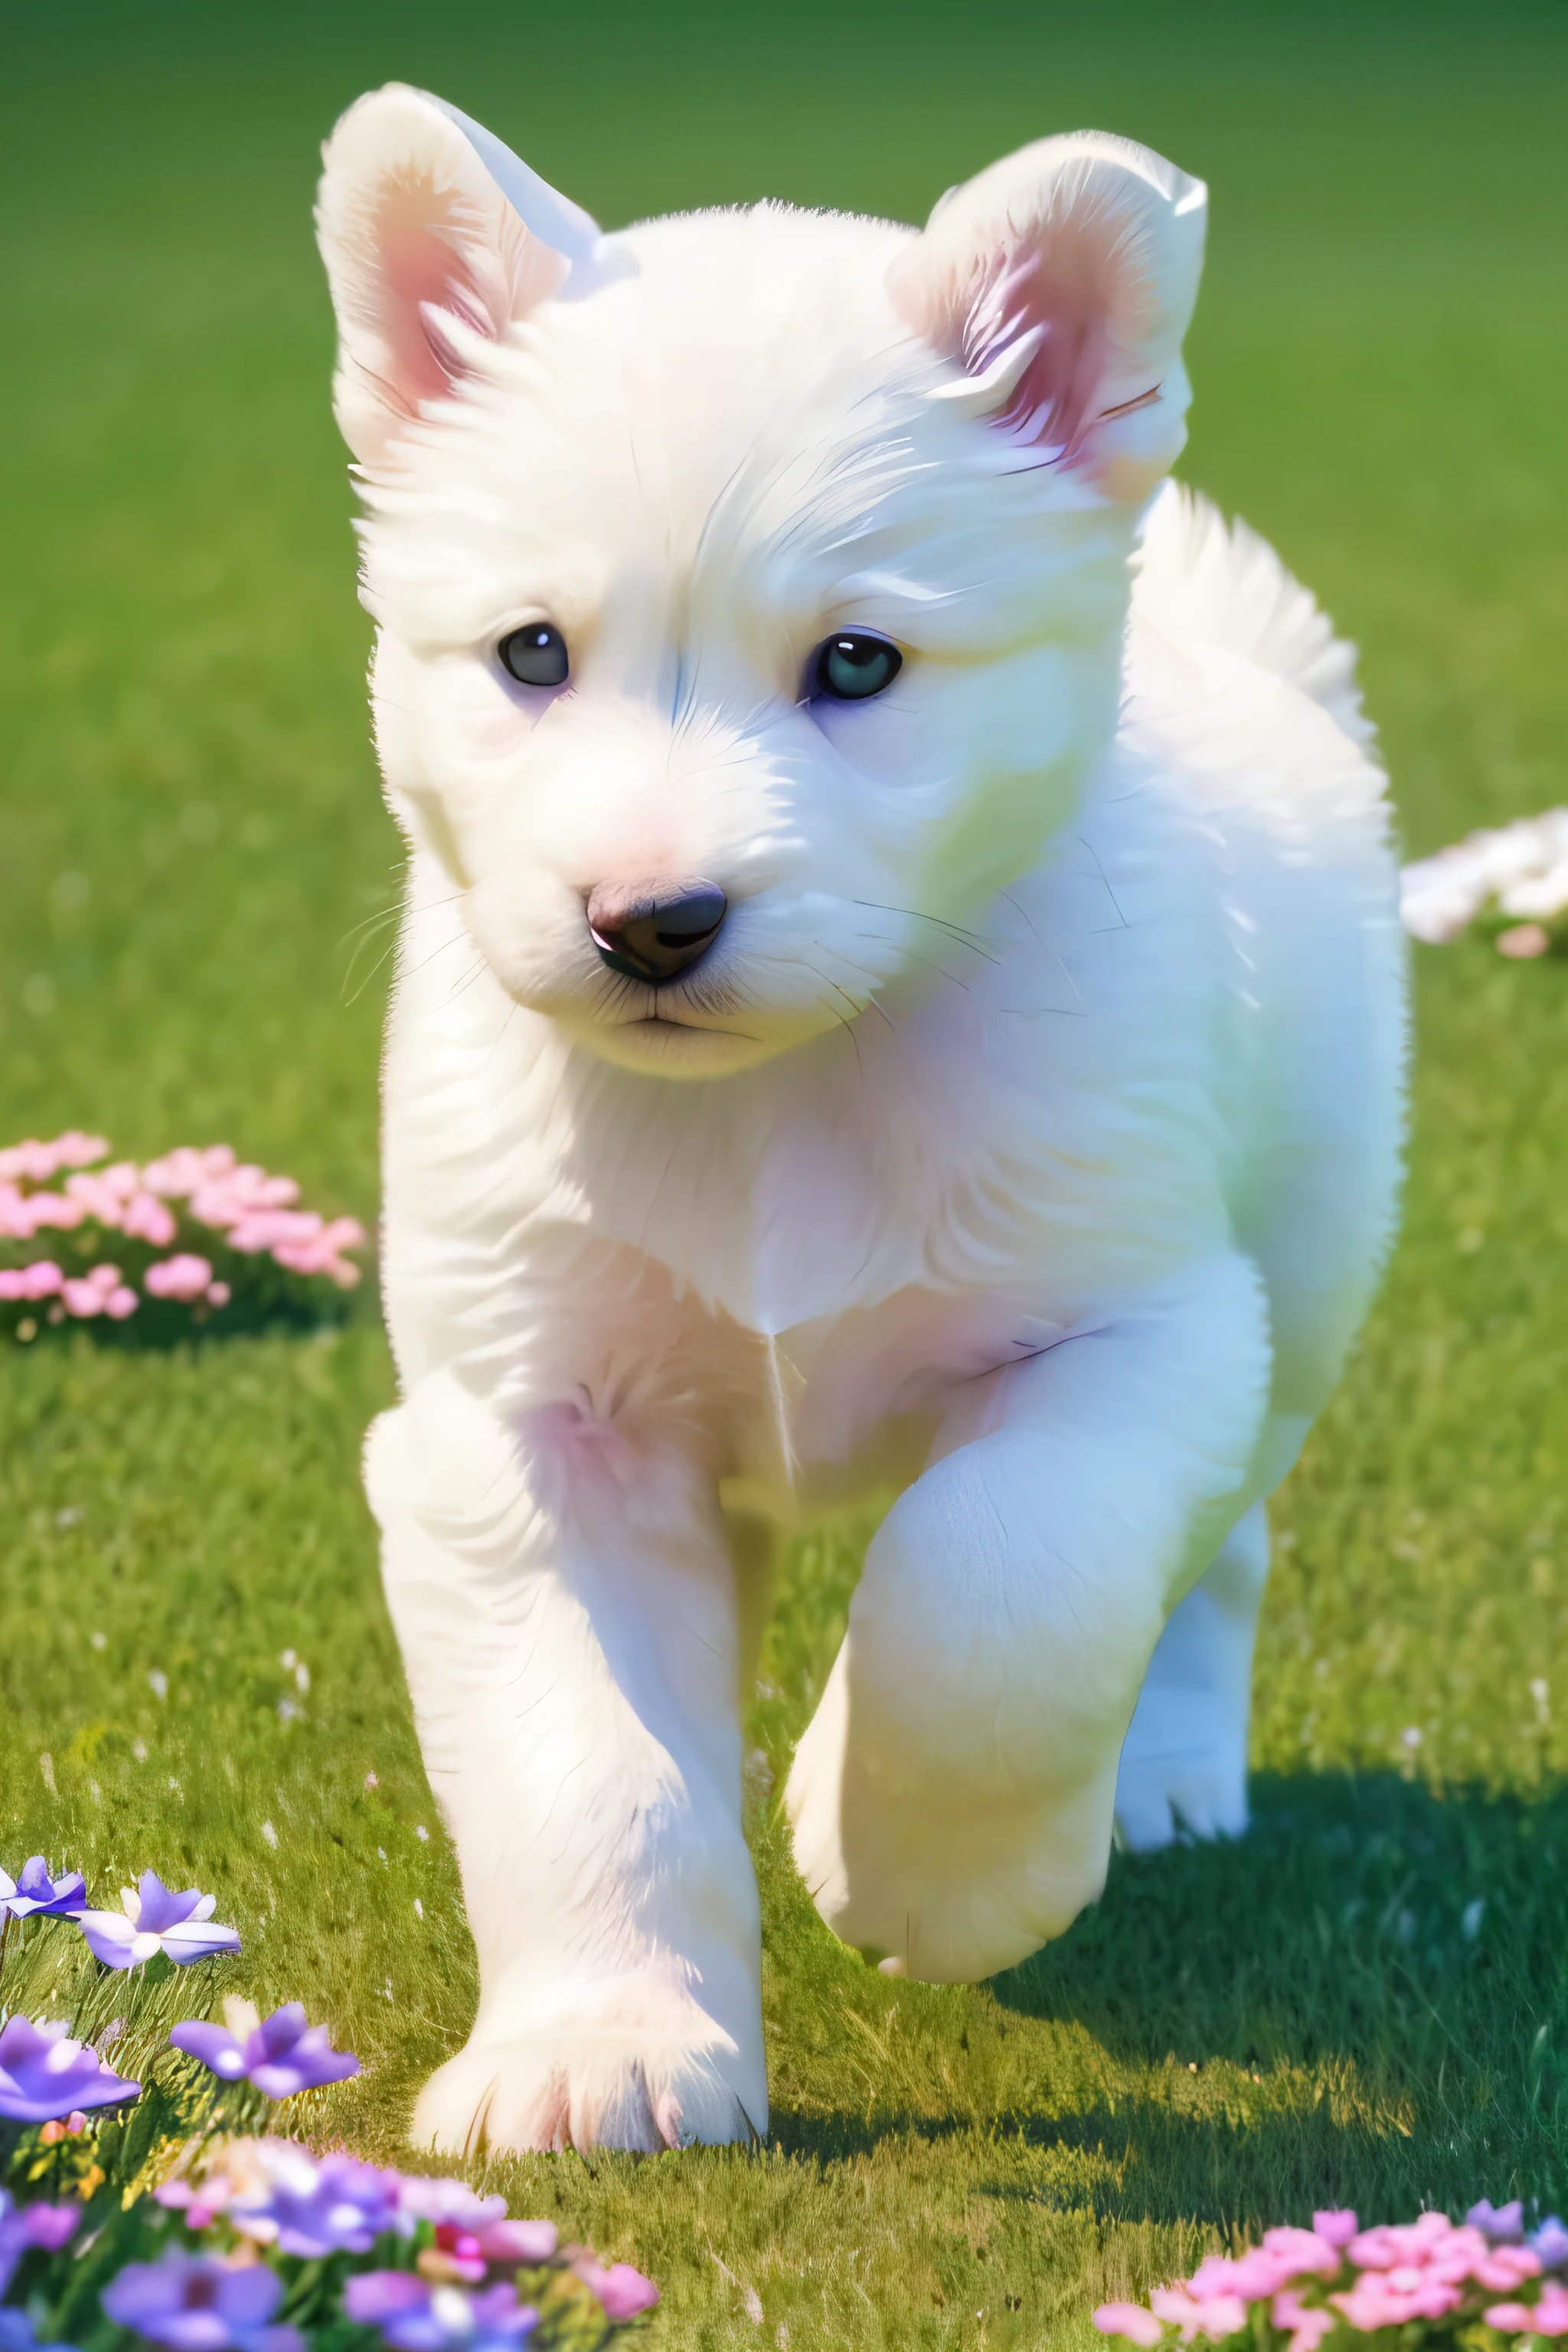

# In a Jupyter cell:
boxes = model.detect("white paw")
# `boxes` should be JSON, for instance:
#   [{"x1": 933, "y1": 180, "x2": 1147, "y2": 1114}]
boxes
[
  {"x1": 410, "y1": 2007, "x2": 763, "y2": 2155},
  {"x1": 788, "y1": 1675, "x2": 1118, "y2": 1983},
  {"x1": 1113, "y1": 1718, "x2": 1250, "y2": 1853}
]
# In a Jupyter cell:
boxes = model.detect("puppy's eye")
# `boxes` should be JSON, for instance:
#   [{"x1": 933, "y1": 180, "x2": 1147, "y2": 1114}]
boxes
[
  {"x1": 812, "y1": 631, "x2": 902, "y2": 702},
  {"x1": 498, "y1": 623, "x2": 569, "y2": 688}
]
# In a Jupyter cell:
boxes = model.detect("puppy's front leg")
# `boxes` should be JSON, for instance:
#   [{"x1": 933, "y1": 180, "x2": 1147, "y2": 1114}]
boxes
[
  {"x1": 367, "y1": 1366, "x2": 763, "y2": 2154},
  {"x1": 786, "y1": 1253, "x2": 1272, "y2": 1983}
]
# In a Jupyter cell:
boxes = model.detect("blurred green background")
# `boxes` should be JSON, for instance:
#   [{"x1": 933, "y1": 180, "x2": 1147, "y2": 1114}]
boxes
[{"x1": 4, "y1": 3, "x2": 1568, "y2": 2345}]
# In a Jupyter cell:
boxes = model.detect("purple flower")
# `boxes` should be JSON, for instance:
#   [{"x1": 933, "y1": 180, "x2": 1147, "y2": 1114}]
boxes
[
  {"x1": 0, "y1": 1860, "x2": 86, "y2": 1919},
  {"x1": 101, "y1": 2253, "x2": 302, "y2": 2352},
  {"x1": 390, "y1": 2180, "x2": 507, "y2": 2232},
  {"x1": 1468, "y1": 2198, "x2": 1525, "y2": 2244},
  {"x1": 169, "y1": 2003, "x2": 358, "y2": 2099},
  {"x1": 0, "y1": 2190, "x2": 81, "y2": 2297},
  {"x1": 1532, "y1": 2215, "x2": 1568, "y2": 2272},
  {"x1": 342, "y1": 2278, "x2": 536, "y2": 2352},
  {"x1": 229, "y1": 2147, "x2": 400, "y2": 2258},
  {"x1": 77, "y1": 1873, "x2": 240, "y2": 1970},
  {"x1": 0, "y1": 2313, "x2": 78, "y2": 2352},
  {"x1": 0, "y1": 2015, "x2": 140, "y2": 2124}
]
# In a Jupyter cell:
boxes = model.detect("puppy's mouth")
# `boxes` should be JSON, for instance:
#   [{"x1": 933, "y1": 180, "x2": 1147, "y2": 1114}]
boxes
[{"x1": 599, "y1": 988, "x2": 761, "y2": 1049}]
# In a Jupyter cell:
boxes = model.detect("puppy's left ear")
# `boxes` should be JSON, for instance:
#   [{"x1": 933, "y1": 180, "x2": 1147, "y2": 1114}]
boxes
[{"x1": 890, "y1": 133, "x2": 1207, "y2": 502}]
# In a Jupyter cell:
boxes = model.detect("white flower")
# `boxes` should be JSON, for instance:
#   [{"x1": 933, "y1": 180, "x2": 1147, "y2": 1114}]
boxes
[{"x1": 1403, "y1": 809, "x2": 1568, "y2": 942}]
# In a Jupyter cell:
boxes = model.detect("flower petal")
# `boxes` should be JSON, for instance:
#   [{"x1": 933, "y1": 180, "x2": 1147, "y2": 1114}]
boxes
[{"x1": 169, "y1": 2024, "x2": 249, "y2": 2080}]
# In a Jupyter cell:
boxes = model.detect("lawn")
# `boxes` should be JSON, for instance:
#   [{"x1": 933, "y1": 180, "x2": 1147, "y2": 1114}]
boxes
[{"x1": 4, "y1": 2, "x2": 1568, "y2": 2344}]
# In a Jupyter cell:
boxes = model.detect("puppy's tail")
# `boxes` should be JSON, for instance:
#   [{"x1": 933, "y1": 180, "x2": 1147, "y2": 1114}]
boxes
[{"x1": 1131, "y1": 480, "x2": 1374, "y2": 750}]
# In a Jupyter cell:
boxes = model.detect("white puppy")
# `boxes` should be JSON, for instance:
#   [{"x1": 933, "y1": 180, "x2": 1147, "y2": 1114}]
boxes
[{"x1": 316, "y1": 89, "x2": 1403, "y2": 2156}]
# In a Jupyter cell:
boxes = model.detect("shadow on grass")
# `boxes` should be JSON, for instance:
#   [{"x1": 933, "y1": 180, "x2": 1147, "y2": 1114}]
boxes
[
  {"x1": 769, "y1": 2092, "x2": 1408, "y2": 2233},
  {"x1": 992, "y1": 1769, "x2": 1568, "y2": 2068},
  {"x1": 5, "y1": 1289, "x2": 374, "y2": 1353},
  {"x1": 766, "y1": 1772, "x2": 1568, "y2": 2225}
]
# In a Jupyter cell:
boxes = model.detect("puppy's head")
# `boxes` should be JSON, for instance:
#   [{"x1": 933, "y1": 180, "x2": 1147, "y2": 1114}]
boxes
[{"x1": 318, "y1": 90, "x2": 1205, "y2": 1077}]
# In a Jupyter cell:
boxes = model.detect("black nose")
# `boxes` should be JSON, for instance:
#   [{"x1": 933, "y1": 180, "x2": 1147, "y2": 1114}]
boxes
[{"x1": 587, "y1": 879, "x2": 727, "y2": 985}]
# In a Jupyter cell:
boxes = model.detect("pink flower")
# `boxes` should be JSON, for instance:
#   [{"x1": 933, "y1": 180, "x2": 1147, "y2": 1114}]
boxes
[
  {"x1": 471, "y1": 2219, "x2": 557, "y2": 2265},
  {"x1": 1486, "y1": 2282, "x2": 1568, "y2": 2336},
  {"x1": 65, "y1": 1162, "x2": 139, "y2": 1211},
  {"x1": 1348, "y1": 2212, "x2": 1459, "y2": 2270},
  {"x1": 62, "y1": 1176, "x2": 126, "y2": 1225},
  {"x1": 207, "y1": 1282, "x2": 231, "y2": 1308},
  {"x1": 122, "y1": 1191, "x2": 178, "y2": 1246},
  {"x1": 1188, "y1": 2252, "x2": 1285, "y2": 2301},
  {"x1": 155, "y1": 2175, "x2": 238, "y2": 2233},
  {"x1": 1332, "y1": 2272, "x2": 1460, "y2": 2329},
  {"x1": 53, "y1": 1131, "x2": 112, "y2": 1171},
  {"x1": 142, "y1": 1145, "x2": 238, "y2": 1198},
  {"x1": 190, "y1": 1168, "x2": 301, "y2": 1231},
  {"x1": 23, "y1": 1261, "x2": 64, "y2": 1299},
  {"x1": 105, "y1": 1287, "x2": 139, "y2": 1321},
  {"x1": 1312, "y1": 2211, "x2": 1358, "y2": 2249},
  {"x1": 141, "y1": 1148, "x2": 203, "y2": 1197},
  {"x1": 318, "y1": 1214, "x2": 366, "y2": 1253},
  {"x1": 20, "y1": 1191, "x2": 86, "y2": 1232},
  {"x1": 1473, "y1": 2244, "x2": 1542, "y2": 2292},
  {"x1": 224, "y1": 1169, "x2": 299, "y2": 1210},
  {"x1": 1148, "y1": 2286, "x2": 1247, "y2": 2341},
  {"x1": 1187, "y1": 2230, "x2": 1337, "y2": 2305},
  {"x1": 224, "y1": 1210, "x2": 323, "y2": 1252},
  {"x1": 57, "y1": 1264, "x2": 122, "y2": 1318},
  {"x1": 0, "y1": 1141, "x2": 51, "y2": 1183},
  {"x1": 145, "y1": 1256, "x2": 215, "y2": 1302},
  {"x1": 0, "y1": 1132, "x2": 107, "y2": 1184},
  {"x1": 1093, "y1": 2305, "x2": 1164, "y2": 2346},
  {"x1": 1272, "y1": 2289, "x2": 1334, "y2": 2351},
  {"x1": 269, "y1": 1218, "x2": 365, "y2": 1287},
  {"x1": 272, "y1": 1249, "x2": 361, "y2": 1287},
  {"x1": 572, "y1": 2260, "x2": 658, "y2": 2322}
]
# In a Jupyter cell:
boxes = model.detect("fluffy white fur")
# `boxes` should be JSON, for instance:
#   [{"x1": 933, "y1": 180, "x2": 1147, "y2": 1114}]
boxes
[{"x1": 316, "y1": 89, "x2": 1405, "y2": 2156}]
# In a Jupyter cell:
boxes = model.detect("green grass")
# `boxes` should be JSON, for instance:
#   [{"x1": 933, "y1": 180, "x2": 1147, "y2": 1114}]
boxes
[{"x1": 4, "y1": 2, "x2": 1568, "y2": 2344}]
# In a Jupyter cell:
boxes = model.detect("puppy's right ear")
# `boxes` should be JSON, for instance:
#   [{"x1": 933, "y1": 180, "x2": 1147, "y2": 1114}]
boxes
[{"x1": 316, "y1": 85, "x2": 601, "y2": 469}]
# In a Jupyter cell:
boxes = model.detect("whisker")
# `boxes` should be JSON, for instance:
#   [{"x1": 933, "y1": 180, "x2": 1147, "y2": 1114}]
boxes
[
  {"x1": 796, "y1": 962, "x2": 869, "y2": 1098},
  {"x1": 1076, "y1": 835, "x2": 1129, "y2": 931},
  {"x1": 851, "y1": 898, "x2": 1004, "y2": 964},
  {"x1": 395, "y1": 927, "x2": 482, "y2": 988},
  {"x1": 851, "y1": 936, "x2": 973, "y2": 994}
]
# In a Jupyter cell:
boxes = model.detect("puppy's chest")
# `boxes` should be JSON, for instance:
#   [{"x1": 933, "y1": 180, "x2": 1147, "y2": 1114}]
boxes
[{"x1": 743, "y1": 1283, "x2": 1080, "y2": 1506}]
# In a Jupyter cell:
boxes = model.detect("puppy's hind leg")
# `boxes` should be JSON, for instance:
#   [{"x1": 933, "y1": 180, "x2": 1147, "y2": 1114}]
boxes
[{"x1": 1113, "y1": 1497, "x2": 1269, "y2": 1853}]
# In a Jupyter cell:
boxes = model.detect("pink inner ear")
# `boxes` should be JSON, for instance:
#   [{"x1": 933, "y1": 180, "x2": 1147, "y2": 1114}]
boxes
[
  {"x1": 961, "y1": 222, "x2": 1120, "y2": 459},
  {"x1": 378, "y1": 186, "x2": 495, "y2": 413}
]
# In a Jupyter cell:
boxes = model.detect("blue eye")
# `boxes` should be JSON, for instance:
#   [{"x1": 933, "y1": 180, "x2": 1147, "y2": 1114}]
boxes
[
  {"x1": 499, "y1": 623, "x2": 569, "y2": 688},
  {"x1": 812, "y1": 631, "x2": 902, "y2": 701}
]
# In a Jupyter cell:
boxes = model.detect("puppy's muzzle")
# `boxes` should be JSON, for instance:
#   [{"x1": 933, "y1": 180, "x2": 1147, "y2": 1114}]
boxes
[{"x1": 587, "y1": 879, "x2": 727, "y2": 985}]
